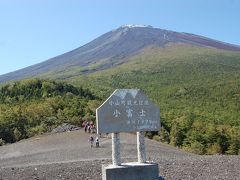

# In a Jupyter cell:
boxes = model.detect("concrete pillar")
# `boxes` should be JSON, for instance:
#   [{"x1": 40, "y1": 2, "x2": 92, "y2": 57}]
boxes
[
  {"x1": 112, "y1": 132, "x2": 121, "y2": 166},
  {"x1": 137, "y1": 131, "x2": 146, "y2": 163}
]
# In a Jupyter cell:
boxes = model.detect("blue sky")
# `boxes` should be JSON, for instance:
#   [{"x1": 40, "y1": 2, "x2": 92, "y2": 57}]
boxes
[{"x1": 0, "y1": 0, "x2": 240, "y2": 75}]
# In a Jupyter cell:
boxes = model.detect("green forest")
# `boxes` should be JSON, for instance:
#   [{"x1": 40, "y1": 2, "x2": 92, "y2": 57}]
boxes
[
  {"x1": 0, "y1": 46, "x2": 240, "y2": 155},
  {"x1": 0, "y1": 79, "x2": 99, "y2": 145}
]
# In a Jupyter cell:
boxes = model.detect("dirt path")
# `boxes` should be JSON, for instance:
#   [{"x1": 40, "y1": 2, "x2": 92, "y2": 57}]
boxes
[
  {"x1": 0, "y1": 130, "x2": 239, "y2": 179},
  {"x1": 0, "y1": 130, "x2": 189, "y2": 168}
]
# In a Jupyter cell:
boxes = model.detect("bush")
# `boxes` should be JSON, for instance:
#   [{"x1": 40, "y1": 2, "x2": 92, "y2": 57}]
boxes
[
  {"x1": 145, "y1": 132, "x2": 153, "y2": 139},
  {"x1": 0, "y1": 138, "x2": 5, "y2": 146},
  {"x1": 153, "y1": 135, "x2": 161, "y2": 141},
  {"x1": 145, "y1": 131, "x2": 158, "y2": 139},
  {"x1": 158, "y1": 128, "x2": 170, "y2": 143},
  {"x1": 226, "y1": 144, "x2": 239, "y2": 155},
  {"x1": 13, "y1": 128, "x2": 22, "y2": 142},
  {"x1": 183, "y1": 141, "x2": 205, "y2": 155},
  {"x1": 207, "y1": 143, "x2": 222, "y2": 154},
  {"x1": 27, "y1": 124, "x2": 47, "y2": 137},
  {"x1": 70, "y1": 116, "x2": 82, "y2": 126}
]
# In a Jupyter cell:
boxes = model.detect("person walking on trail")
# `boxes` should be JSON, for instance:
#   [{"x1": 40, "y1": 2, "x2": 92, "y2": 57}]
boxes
[
  {"x1": 89, "y1": 135, "x2": 94, "y2": 148},
  {"x1": 87, "y1": 125, "x2": 91, "y2": 133},
  {"x1": 84, "y1": 124, "x2": 88, "y2": 133},
  {"x1": 95, "y1": 136, "x2": 99, "y2": 148}
]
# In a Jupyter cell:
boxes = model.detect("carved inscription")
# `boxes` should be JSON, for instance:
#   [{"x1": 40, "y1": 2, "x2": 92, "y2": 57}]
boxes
[{"x1": 96, "y1": 89, "x2": 160, "y2": 133}]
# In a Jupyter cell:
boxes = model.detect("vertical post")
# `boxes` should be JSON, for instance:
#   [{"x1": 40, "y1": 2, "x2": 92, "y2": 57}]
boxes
[
  {"x1": 112, "y1": 132, "x2": 121, "y2": 166},
  {"x1": 137, "y1": 131, "x2": 146, "y2": 163}
]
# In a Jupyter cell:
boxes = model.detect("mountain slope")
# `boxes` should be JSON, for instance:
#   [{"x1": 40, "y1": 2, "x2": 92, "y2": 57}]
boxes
[
  {"x1": 71, "y1": 45, "x2": 240, "y2": 126},
  {"x1": 68, "y1": 45, "x2": 240, "y2": 154},
  {"x1": 1, "y1": 25, "x2": 240, "y2": 83}
]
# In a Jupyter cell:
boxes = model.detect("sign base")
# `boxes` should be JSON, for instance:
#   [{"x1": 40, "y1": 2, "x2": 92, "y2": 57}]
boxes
[{"x1": 102, "y1": 162, "x2": 159, "y2": 180}]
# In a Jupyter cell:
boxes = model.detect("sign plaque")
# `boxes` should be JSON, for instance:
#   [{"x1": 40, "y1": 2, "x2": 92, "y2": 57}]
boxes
[{"x1": 96, "y1": 89, "x2": 160, "y2": 134}]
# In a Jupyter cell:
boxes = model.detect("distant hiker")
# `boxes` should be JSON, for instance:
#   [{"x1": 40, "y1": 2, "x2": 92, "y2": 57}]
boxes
[
  {"x1": 84, "y1": 124, "x2": 88, "y2": 133},
  {"x1": 91, "y1": 124, "x2": 96, "y2": 133},
  {"x1": 90, "y1": 121, "x2": 93, "y2": 127},
  {"x1": 95, "y1": 136, "x2": 99, "y2": 148},
  {"x1": 87, "y1": 125, "x2": 91, "y2": 133},
  {"x1": 89, "y1": 135, "x2": 94, "y2": 148}
]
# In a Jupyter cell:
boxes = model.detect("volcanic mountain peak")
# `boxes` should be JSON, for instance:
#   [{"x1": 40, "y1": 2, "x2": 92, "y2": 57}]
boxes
[
  {"x1": 120, "y1": 24, "x2": 153, "y2": 28},
  {"x1": 0, "y1": 25, "x2": 240, "y2": 83}
]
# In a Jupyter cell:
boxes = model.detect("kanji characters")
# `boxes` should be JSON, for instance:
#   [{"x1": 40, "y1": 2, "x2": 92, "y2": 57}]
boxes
[
  {"x1": 139, "y1": 109, "x2": 146, "y2": 117},
  {"x1": 126, "y1": 108, "x2": 133, "y2": 118},
  {"x1": 113, "y1": 109, "x2": 121, "y2": 117}
]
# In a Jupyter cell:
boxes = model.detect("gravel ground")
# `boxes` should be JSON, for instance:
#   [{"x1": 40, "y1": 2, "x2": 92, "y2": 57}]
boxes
[
  {"x1": 1, "y1": 156, "x2": 239, "y2": 180},
  {"x1": 0, "y1": 130, "x2": 239, "y2": 180}
]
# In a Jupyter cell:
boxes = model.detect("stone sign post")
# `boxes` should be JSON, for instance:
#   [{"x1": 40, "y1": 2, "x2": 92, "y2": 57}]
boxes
[{"x1": 96, "y1": 89, "x2": 160, "y2": 180}]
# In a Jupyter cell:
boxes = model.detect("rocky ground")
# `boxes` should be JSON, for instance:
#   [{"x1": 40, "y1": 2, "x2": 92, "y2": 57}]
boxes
[{"x1": 0, "y1": 130, "x2": 239, "y2": 180}]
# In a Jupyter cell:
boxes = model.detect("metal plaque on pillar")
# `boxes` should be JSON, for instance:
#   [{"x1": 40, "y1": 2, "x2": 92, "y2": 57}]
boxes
[{"x1": 96, "y1": 89, "x2": 160, "y2": 134}]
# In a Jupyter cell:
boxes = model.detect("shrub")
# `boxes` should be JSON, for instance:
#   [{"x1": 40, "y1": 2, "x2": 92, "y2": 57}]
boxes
[
  {"x1": 207, "y1": 143, "x2": 222, "y2": 154},
  {"x1": 153, "y1": 135, "x2": 161, "y2": 142},
  {"x1": 0, "y1": 138, "x2": 5, "y2": 146},
  {"x1": 27, "y1": 124, "x2": 47, "y2": 137},
  {"x1": 145, "y1": 131, "x2": 158, "y2": 139},
  {"x1": 183, "y1": 141, "x2": 205, "y2": 155},
  {"x1": 145, "y1": 131, "x2": 154, "y2": 139},
  {"x1": 226, "y1": 144, "x2": 239, "y2": 155},
  {"x1": 13, "y1": 128, "x2": 22, "y2": 142},
  {"x1": 158, "y1": 127, "x2": 170, "y2": 143}
]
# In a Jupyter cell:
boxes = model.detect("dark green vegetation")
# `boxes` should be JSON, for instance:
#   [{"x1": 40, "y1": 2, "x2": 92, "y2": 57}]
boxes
[
  {"x1": 68, "y1": 45, "x2": 240, "y2": 155},
  {"x1": 0, "y1": 79, "x2": 99, "y2": 145}
]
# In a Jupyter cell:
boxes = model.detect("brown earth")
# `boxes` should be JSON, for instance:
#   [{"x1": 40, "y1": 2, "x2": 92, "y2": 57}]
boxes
[{"x1": 0, "y1": 130, "x2": 239, "y2": 180}]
